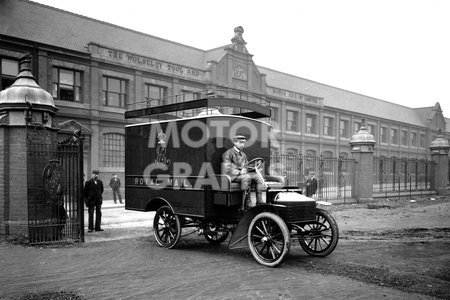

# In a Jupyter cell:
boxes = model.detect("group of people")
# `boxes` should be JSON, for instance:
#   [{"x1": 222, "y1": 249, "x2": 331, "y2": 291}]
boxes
[{"x1": 83, "y1": 171, "x2": 122, "y2": 233}]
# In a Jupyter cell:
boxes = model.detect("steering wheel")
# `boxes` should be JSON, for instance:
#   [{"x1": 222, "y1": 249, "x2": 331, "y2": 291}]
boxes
[{"x1": 247, "y1": 157, "x2": 265, "y2": 172}]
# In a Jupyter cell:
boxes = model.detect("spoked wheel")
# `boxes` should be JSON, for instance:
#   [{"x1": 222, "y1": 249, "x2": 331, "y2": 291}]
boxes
[
  {"x1": 298, "y1": 208, "x2": 339, "y2": 257},
  {"x1": 248, "y1": 212, "x2": 290, "y2": 267},
  {"x1": 204, "y1": 221, "x2": 229, "y2": 245},
  {"x1": 153, "y1": 205, "x2": 181, "y2": 249}
]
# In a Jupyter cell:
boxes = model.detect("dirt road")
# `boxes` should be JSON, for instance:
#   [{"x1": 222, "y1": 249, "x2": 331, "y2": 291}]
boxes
[{"x1": 1, "y1": 197, "x2": 449, "y2": 300}]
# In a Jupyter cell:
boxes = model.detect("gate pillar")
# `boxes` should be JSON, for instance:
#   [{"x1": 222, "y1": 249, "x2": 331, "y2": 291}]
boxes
[
  {"x1": 349, "y1": 119, "x2": 376, "y2": 202},
  {"x1": 429, "y1": 131, "x2": 450, "y2": 195},
  {"x1": 0, "y1": 53, "x2": 58, "y2": 237}
]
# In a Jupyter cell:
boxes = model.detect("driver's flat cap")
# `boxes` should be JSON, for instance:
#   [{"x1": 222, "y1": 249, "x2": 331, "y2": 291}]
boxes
[{"x1": 233, "y1": 135, "x2": 247, "y2": 141}]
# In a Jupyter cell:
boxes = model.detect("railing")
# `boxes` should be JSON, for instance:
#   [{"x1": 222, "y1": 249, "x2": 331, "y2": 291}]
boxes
[
  {"x1": 269, "y1": 153, "x2": 355, "y2": 203},
  {"x1": 126, "y1": 88, "x2": 270, "y2": 114},
  {"x1": 373, "y1": 156, "x2": 434, "y2": 197}
]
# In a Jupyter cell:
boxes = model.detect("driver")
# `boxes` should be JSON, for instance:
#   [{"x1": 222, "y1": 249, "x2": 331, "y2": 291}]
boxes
[{"x1": 222, "y1": 135, "x2": 265, "y2": 210}]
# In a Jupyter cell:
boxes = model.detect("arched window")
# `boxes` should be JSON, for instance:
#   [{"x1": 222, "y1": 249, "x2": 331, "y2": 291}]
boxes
[
  {"x1": 103, "y1": 133, "x2": 125, "y2": 167},
  {"x1": 286, "y1": 148, "x2": 298, "y2": 156},
  {"x1": 305, "y1": 150, "x2": 316, "y2": 157},
  {"x1": 322, "y1": 151, "x2": 333, "y2": 157},
  {"x1": 339, "y1": 152, "x2": 349, "y2": 159}
]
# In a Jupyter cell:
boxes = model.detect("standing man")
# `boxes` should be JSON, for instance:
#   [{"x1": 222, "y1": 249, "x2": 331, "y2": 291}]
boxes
[
  {"x1": 84, "y1": 170, "x2": 104, "y2": 232},
  {"x1": 305, "y1": 171, "x2": 318, "y2": 197},
  {"x1": 222, "y1": 135, "x2": 265, "y2": 210},
  {"x1": 109, "y1": 174, "x2": 123, "y2": 204}
]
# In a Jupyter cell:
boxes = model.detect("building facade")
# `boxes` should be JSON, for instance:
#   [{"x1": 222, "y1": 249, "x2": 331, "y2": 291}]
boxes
[{"x1": 1, "y1": 0, "x2": 449, "y2": 184}]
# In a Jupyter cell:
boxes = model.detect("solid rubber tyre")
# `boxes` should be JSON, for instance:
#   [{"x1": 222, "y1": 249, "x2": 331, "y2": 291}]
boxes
[
  {"x1": 299, "y1": 208, "x2": 339, "y2": 257},
  {"x1": 153, "y1": 205, "x2": 181, "y2": 249},
  {"x1": 248, "y1": 212, "x2": 290, "y2": 267}
]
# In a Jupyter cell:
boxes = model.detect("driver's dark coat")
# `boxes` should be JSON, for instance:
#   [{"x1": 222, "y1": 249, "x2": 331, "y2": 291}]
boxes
[{"x1": 222, "y1": 147, "x2": 248, "y2": 180}]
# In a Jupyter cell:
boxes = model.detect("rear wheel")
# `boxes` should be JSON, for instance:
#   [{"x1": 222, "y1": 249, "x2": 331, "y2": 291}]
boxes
[
  {"x1": 153, "y1": 205, "x2": 181, "y2": 249},
  {"x1": 298, "y1": 208, "x2": 338, "y2": 257},
  {"x1": 204, "y1": 221, "x2": 229, "y2": 245},
  {"x1": 248, "y1": 212, "x2": 290, "y2": 267}
]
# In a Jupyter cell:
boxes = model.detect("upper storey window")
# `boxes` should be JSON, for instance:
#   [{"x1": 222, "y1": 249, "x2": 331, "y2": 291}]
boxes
[
  {"x1": 52, "y1": 67, "x2": 82, "y2": 101},
  {"x1": 286, "y1": 110, "x2": 299, "y2": 132},
  {"x1": 340, "y1": 120, "x2": 349, "y2": 138},
  {"x1": 1, "y1": 58, "x2": 19, "y2": 90},
  {"x1": 145, "y1": 84, "x2": 166, "y2": 106},
  {"x1": 306, "y1": 114, "x2": 317, "y2": 134},
  {"x1": 102, "y1": 76, "x2": 127, "y2": 107},
  {"x1": 323, "y1": 117, "x2": 334, "y2": 136}
]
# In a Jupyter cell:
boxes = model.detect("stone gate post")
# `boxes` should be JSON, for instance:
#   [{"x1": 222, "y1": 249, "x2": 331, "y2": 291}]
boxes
[
  {"x1": 349, "y1": 119, "x2": 376, "y2": 202},
  {"x1": 429, "y1": 131, "x2": 450, "y2": 195},
  {"x1": 0, "y1": 54, "x2": 57, "y2": 236}
]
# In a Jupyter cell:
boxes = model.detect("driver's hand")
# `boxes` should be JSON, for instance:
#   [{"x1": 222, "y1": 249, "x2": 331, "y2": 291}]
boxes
[{"x1": 240, "y1": 168, "x2": 248, "y2": 175}]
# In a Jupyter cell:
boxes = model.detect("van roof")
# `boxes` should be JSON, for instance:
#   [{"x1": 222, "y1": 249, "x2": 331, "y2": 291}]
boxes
[
  {"x1": 125, "y1": 90, "x2": 271, "y2": 120},
  {"x1": 125, "y1": 113, "x2": 272, "y2": 128}
]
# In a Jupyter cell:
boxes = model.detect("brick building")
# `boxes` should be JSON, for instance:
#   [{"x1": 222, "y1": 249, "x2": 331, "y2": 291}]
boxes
[{"x1": 1, "y1": 0, "x2": 448, "y2": 185}]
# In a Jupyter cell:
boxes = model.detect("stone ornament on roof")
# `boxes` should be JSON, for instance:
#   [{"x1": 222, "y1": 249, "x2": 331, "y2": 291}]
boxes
[{"x1": 230, "y1": 26, "x2": 248, "y2": 53}]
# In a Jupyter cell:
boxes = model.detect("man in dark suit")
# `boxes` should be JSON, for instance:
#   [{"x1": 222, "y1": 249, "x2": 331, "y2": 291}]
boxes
[{"x1": 84, "y1": 170, "x2": 104, "y2": 232}]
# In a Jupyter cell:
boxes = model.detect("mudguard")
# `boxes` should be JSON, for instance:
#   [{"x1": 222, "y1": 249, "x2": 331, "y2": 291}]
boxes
[{"x1": 228, "y1": 204, "x2": 286, "y2": 249}]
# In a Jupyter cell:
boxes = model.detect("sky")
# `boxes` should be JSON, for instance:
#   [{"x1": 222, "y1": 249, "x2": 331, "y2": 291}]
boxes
[{"x1": 33, "y1": 0, "x2": 450, "y2": 118}]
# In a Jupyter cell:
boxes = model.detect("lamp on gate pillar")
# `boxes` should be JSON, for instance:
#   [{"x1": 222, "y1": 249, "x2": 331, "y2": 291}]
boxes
[
  {"x1": 429, "y1": 130, "x2": 450, "y2": 195},
  {"x1": 0, "y1": 53, "x2": 59, "y2": 237},
  {"x1": 349, "y1": 119, "x2": 376, "y2": 152},
  {"x1": 0, "y1": 53, "x2": 58, "y2": 127}
]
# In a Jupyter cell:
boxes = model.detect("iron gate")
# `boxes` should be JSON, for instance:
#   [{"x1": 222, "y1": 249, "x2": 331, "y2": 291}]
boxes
[
  {"x1": 27, "y1": 123, "x2": 84, "y2": 244},
  {"x1": 269, "y1": 153, "x2": 355, "y2": 202}
]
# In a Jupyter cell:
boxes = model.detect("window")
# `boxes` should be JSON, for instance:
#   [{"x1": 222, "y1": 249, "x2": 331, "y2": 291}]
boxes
[
  {"x1": 102, "y1": 77, "x2": 127, "y2": 107},
  {"x1": 286, "y1": 148, "x2": 298, "y2": 156},
  {"x1": 411, "y1": 132, "x2": 418, "y2": 147},
  {"x1": 391, "y1": 128, "x2": 398, "y2": 144},
  {"x1": 323, "y1": 117, "x2": 334, "y2": 136},
  {"x1": 1, "y1": 58, "x2": 19, "y2": 90},
  {"x1": 145, "y1": 84, "x2": 166, "y2": 106},
  {"x1": 286, "y1": 110, "x2": 298, "y2": 131},
  {"x1": 181, "y1": 90, "x2": 201, "y2": 101},
  {"x1": 306, "y1": 114, "x2": 317, "y2": 134},
  {"x1": 179, "y1": 90, "x2": 202, "y2": 116},
  {"x1": 380, "y1": 127, "x2": 388, "y2": 143},
  {"x1": 353, "y1": 122, "x2": 361, "y2": 133},
  {"x1": 52, "y1": 67, "x2": 82, "y2": 101},
  {"x1": 271, "y1": 107, "x2": 279, "y2": 129},
  {"x1": 401, "y1": 130, "x2": 408, "y2": 146},
  {"x1": 340, "y1": 119, "x2": 349, "y2": 138},
  {"x1": 420, "y1": 133, "x2": 426, "y2": 148},
  {"x1": 322, "y1": 151, "x2": 333, "y2": 170},
  {"x1": 339, "y1": 152, "x2": 349, "y2": 159},
  {"x1": 103, "y1": 133, "x2": 125, "y2": 167},
  {"x1": 306, "y1": 150, "x2": 316, "y2": 157},
  {"x1": 368, "y1": 124, "x2": 376, "y2": 136}
]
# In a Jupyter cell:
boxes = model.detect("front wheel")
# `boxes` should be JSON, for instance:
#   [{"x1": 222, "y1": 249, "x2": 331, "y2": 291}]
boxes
[
  {"x1": 248, "y1": 212, "x2": 290, "y2": 267},
  {"x1": 298, "y1": 208, "x2": 339, "y2": 257},
  {"x1": 153, "y1": 205, "x2": 181, "y2": 249}
]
